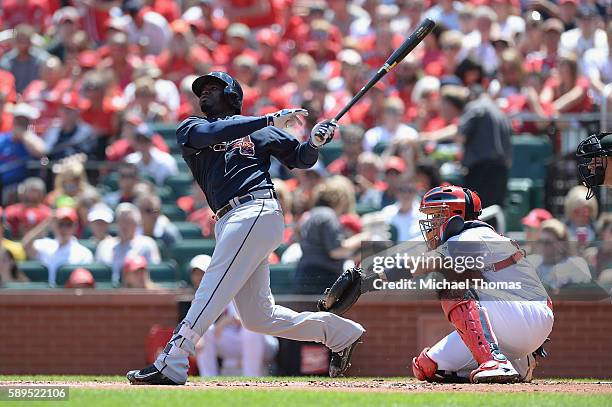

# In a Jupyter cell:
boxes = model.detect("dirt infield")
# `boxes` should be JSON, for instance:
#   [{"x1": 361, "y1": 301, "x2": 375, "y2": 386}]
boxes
[{"x1": 3, "y1": 379, "x2": 612, "y2": 394}]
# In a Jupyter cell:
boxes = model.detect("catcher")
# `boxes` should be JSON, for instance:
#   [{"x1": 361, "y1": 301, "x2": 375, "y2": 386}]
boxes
[
  {"x1": 576, "y1": 132, "x2": 612, "y2": 199},
  {"x1": 319, "y1": 185, "x2": 554, "y2": 383}
]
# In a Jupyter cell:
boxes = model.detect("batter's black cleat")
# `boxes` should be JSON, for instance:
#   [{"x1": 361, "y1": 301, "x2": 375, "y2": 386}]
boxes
[
  {"x1": 126, "y1": 364, "x2": 179, "y2": 385},
  {"x1": 329, "y1": 336, "x2": 362, "y2": 378}
]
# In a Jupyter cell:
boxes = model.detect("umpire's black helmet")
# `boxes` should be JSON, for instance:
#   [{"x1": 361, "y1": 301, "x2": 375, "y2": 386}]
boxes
[{"x1": 192, "y1": 71, "x2": 243, "y2": 115}]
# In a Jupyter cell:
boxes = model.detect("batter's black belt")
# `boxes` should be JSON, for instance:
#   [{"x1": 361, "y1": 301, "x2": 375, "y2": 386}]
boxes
[{"x1": 214, "y1": 189, "x2": 277, "y2": 220}]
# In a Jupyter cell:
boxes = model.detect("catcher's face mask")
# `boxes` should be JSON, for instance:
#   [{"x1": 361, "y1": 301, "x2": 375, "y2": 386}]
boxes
[
  {"x1": 576, "y1": 134, "x2": 607, "y2": 200},
  {"x1": 419, "y1": 205, "x2": 450, "y2": 250}
]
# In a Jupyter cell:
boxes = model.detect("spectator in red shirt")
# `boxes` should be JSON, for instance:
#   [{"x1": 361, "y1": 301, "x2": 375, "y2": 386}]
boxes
[
  {"x1": 526, "y1": 18, "x2": 564, "y2": 77},
  {"x1": 275, "y1": 53, "x2": 317, "y2": 108},
  {"x1": 105, "y1": 115, "x2": 169, "y2": 162},
  {"x1": 4, "y1": 177, "x2": 51, "y2": 238},
  {"x1": 182, "y1": 0, "x2": 228, "y2": 46},
  {"x1": 392, "y1": 56, "x2": 420, "y2": 123},
  {"x1": 155, "y1": 19, "x2": 212, "y2": 86},
  {"x1": 80, "y1": 71, "x2": 123, "y2": 139},
  {"x1": 1, "y1": 0, "x2": 50, "y2": 32},
  {"x1": 251, "y1": 66, "x2": 290, "y2": 114},
  {"x1": 212, "y1": 23, "x2": 259, "y2": 68},
  {"x1": 21, "y1": 56, "x2": 67, "y2": 134},
  {"x1": 540, "y1": 52, "x2": 593, "y2": 114},
  {"x1": 256, "y1": 28, "x2": 289, "y2": 78},
  {"x1": 144, "y1": 0, "x2": 180, "y2": 24},
  {"x1": 231, "y1": 54, "x2": 260, "y2": 114},
  {"x1": 348, "y1": 81, "x2": 388, "y2": 130},
  {"x1": 47, "y1": 7, "x2": 81, "y2": 62},
  {"x1": 302, "y1": 19, "x2": 342, "y2": 65},
  {"x1": 0, "y1": 69, "x2": 17, "y2": 105},
  {"x1": 412, "y1": 76, "x2": 446, "y2": 132},
  {"x1": 177, "y1": 75, "x2": 200, "y2": 121},
  {"x1": 225, "y1": 0, "x2": 280, "y2": 29},
  {"x1": 438, "y1": 30, "x2": 464, "y2": 78},
  {"x1": 99, "y1": 32, "x2": 138, "y2": 90},
  {"x1": 0, "y1": 91, "x2": 14, "y2": 134}
]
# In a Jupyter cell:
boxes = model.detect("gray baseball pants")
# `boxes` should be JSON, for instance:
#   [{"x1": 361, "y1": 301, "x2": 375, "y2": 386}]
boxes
[{"x1": 154, "y1": 197, "x2": 365, "y2": 384}]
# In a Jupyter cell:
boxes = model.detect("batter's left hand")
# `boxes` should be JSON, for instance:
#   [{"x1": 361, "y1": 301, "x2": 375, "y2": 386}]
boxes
[{"x1": 309, "y1": 119, "x2": 338, "y2": 148}]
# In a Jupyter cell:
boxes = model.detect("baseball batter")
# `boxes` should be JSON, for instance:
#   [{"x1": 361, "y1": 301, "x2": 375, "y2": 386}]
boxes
[{"x1": 127, "y1": 71, "x2": 365, "y2": 385}]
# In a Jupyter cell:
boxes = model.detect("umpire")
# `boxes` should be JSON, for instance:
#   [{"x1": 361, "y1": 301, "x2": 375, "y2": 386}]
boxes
[{"x1": 127, "y1": 72, "x2": 366, "y2": 385}]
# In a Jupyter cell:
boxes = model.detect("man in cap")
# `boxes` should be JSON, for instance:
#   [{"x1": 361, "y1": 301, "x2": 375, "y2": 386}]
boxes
[{"x1": 127, "y1": 71, "x2": 364, "y2": 385}]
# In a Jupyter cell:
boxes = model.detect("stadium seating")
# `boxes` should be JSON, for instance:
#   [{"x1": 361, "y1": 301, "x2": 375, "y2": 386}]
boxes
[
  {"x1": 318, "y1": 140, "x2": 343, "y2": 166},
  {"x1": 173, "y1": 221, "x2": 203, "y2": 239},
  {"x1": 161, "y1": 203, "x2": 187, "y2": 221},
  {"x1": 56, "y1": 263, "x2": 112, "y2": 286},
  {"x1": 18, "y1": 261, "x2": 48, "y2": 283},
  {"x1": 165, "y1": 173, "x2": 193, "y2": 199},
  {"x1": 504, "y1": 178, "x2": 535, "y2": 232},
  {"x1": 269, "y1": 264, "x2": 297, "y2": 295},
  {"x1": 165, "y1": 239, "x2": 216, "y2": 272},
  {"x1": 148, "y1": 262, "x2": 179, "y2": 283}
]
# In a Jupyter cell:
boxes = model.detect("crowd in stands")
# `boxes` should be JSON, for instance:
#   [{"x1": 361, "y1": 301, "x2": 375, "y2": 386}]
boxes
[{"x1": 0, "y1": 0, "x2": 610, "y2": 300}]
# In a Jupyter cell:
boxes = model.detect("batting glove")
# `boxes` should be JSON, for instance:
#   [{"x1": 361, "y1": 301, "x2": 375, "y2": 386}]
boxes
[
  {"x1": 309, "y1": 119, "x2": 338, "y2": 148},
  {"x1": 266, "y1": 108, "x2": 309, "y2": 129}
]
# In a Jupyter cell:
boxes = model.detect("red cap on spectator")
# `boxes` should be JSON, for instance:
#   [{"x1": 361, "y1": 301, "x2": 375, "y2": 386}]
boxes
[
  {"x1": 56, "y1": 207, "x2": 78, "y2": 222},
  {"x1": 384, "y1": 156, "x2": 406, "y2": 173},
  {"x1": 340, "y1": 214, "x2": 362, "y2": 234},
  {"x1": 171, "y1": 19, "x2": 190, "y2": 35},
  {"x1": 78, "y1": 50, "x2": 100, "y2": 69},
  {"x1": 521, "y1": 208, "x2": 553, "y2": 228},
  {"x1": 124, "y1": 255, "x2": 148, "y2": 274},
  {"x1": 559, "y1": 0, "x2": 578, "y2": 4},
  {"x1": 256, "y1": 28, "x2": 280, "y2": 46},
  {"x1": 65, "y1": 267, "x2": 95, "y2": 288}
]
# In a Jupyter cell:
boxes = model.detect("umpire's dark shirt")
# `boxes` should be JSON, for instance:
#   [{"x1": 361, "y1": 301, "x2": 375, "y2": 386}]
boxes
[{"x1": 177, "y1": 115, "x2": 319, "y2": 212}]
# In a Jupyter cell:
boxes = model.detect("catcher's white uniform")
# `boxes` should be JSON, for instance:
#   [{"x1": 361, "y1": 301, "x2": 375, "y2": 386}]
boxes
[{"x1": 426, "y1": 225, "x2": 554, "y2": 381}]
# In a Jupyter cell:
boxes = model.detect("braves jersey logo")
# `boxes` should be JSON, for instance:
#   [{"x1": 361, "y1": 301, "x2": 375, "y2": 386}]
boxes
[{"x1": 228, "y1": 135, "x2": 255, "y2": 156}]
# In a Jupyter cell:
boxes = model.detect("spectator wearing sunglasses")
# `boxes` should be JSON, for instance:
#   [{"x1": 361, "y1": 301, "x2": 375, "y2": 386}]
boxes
[{"x1": 135, "y1": 193, "x2": 182, "y2": 247}]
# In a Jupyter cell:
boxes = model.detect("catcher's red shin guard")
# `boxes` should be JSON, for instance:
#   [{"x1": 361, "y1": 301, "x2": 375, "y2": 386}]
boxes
[
  {"x1": 412, "y1": 347, "x2": 438, "y2": 381},
  {"x1": 441, "y1": 297, "x2": 502, "y2": 365}
]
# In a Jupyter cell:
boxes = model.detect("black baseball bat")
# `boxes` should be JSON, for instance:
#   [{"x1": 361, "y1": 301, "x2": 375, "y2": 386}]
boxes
[{"x1": 333, "y1": 18, "x2": 436, "y2": 122}]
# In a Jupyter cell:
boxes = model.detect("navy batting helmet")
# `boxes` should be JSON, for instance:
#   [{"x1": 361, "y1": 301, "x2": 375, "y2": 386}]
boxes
[{"x1": 192, "y1": 71, "x2": 243, "y2": 115}]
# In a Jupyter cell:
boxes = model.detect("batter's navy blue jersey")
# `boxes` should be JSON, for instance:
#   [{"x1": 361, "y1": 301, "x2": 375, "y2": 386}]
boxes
[{"x1": 177, "y1": 115, "x2": 319, "y2": 212}]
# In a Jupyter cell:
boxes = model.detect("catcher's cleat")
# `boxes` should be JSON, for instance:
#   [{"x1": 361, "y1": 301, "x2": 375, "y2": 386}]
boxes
[
  {"x1": 329, "y1": 336, "x2": 362, "y2": 378},
  {"x1": 126, "y1": 364, "x2": 180, "y2": 385},
  {"x1": 470, "y1": 359, "x2": 520, "y2": 384}
]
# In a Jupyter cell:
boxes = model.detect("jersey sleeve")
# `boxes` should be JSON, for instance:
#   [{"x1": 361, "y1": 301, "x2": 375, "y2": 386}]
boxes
[
  {"x1": 176, "y1": 115, "x2": 268, "y2": 149},
  {"x1": 259, "y1": 127, "x2": 319, "y2": 169}
]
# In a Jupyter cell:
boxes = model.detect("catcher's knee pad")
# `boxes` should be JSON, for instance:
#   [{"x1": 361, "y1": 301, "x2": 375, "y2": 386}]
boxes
[
  {"x1": 412, "y1": 347, "x2": 438, "y2": 381},
  {"x1": 441, "y1": 297, "x2": 505, "y2": 365}
]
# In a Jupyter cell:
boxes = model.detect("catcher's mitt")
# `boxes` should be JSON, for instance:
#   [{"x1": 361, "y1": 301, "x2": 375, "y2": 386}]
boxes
[{"x1": 317, "y1": 266, "x2": 364, "y2": 315}]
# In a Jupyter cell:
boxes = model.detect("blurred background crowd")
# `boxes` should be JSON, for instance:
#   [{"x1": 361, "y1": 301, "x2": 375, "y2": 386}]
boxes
[{"x1": 0, "y1": 0, "x2": 610, "y2": 301}]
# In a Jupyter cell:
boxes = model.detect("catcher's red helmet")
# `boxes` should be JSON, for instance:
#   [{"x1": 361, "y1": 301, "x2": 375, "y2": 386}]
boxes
[{"x1": 419, "y1": 185, "x2": 482, "y2": 249}]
